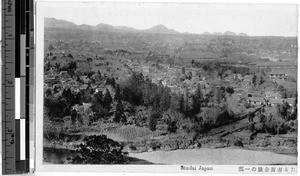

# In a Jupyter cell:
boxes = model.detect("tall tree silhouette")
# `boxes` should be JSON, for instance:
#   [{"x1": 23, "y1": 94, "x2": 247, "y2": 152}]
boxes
[
  {"x1": 114, "y1": 84, "x2": 122, "y2": 101},
  {"x1": 192, "y1": 84, "x2": 203, "y2": 114},
  {"x1": 114, "y1": 100, "x2": 126, "y2": 123},
  {"x1": 103, "y1": 89, "x2": 113, "y2": 110}
]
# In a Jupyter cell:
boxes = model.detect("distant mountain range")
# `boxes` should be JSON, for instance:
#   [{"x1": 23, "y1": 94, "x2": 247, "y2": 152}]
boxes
[
  {"x1": 45, "y1": 17, "x2": 248, "y2": 36},
  {"x1": 45, "y1": 18, "x2": 179, "y2": 35},
  {"x1": 202, "y1": 31, "x2": 248, "y2": 36}
]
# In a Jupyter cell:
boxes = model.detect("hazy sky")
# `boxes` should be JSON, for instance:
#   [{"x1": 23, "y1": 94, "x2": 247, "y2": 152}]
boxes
[{"x1": 43, "y1": 2, "x2": 298, "y2": 36}]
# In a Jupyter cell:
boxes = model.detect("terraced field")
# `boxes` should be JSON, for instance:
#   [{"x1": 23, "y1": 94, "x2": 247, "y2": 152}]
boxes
[
  {"x1": 102, "y1": 125, "x2": 161, "y2": 141},
  {"x1": 74, "y1": 124, "x2": 162, "y2": 142}
]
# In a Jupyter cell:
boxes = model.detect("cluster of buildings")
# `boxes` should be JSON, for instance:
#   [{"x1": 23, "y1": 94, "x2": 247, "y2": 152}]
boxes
[{"x1": 124, "y1": 59, "x2": 297, "y2": 110}]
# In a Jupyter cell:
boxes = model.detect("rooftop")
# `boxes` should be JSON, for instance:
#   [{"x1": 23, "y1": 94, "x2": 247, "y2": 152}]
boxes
[
  {"x1": 269, "y1": 70, "x2": 289, "y2": 75},
  {"x1": 249, "y1": 61, "x2": 297, "y2": 67}
]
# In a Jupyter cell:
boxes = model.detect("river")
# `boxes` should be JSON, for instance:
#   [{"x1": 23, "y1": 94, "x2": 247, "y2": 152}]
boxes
[
  {"x1": 129, "y1": 148, "x2": 297, "y2": 165},
  {"x1": 44, "y1": 147, "x2": 297, "y2": 165}
]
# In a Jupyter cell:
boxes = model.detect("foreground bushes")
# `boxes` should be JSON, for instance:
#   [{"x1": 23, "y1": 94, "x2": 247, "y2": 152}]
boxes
[{"x1": 68, "y1": 135, "x2": 128, "y2": 164}]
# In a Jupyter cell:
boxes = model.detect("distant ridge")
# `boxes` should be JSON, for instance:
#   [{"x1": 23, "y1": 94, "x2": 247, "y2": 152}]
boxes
[
  {"x1": 238, "y1": 32, "x2": 249, "y2": 36},
  {"x1": 143, "y1": 24, "x2": 180, "y2": 34},
  {"x1": 44, "y1": 17, "x2": 249, "y2": 36},
  {"x1": 202, "y1": 31, "x2": 249, "y2": 36},
  {"x1": 201, "y1": 32, "x2": 212, "y2": 35},
  {"x1": 45, "y1": 18, "x2": 77, "y2": 29},
  {"x1": 224, "y1": 31, "x2": 237, "y2": 36},
  {"x1": 45, "y1": 18, "x2": 180, "y2": 35}
]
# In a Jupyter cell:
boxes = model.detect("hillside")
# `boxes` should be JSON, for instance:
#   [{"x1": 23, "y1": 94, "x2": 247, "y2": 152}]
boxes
[{"x1": 43, "y1": 17, "x2": 297, "y2": 165}]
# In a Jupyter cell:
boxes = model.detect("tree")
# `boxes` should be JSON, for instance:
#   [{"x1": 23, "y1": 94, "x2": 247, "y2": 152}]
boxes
[
  {"x1": 277, "y1": 85, "x2": 284, "y2": 92},
  {"x1": 97, "y1": 70, "x2": 102, "y2": 79},
  {"x1": 44, "y1": 96, "x2": 69, "y2": 121},
  {"x1": 103, "y1": 89, "x2": 113, "y2": 109},
  {"x1": 121, "y1": 72, "x2": 144, "y2": 105},
  {"x1": 114, "y1": 84, "x2": 121, "y2": 101},
  {"x1": 167, "y1": 121, "x2": 178, "y2": 133},
  {"x1": 45, "y1": 88, "x2": 52, "y2": 97},
  {"x1": 159, "y1": 90, "x2": 171, "y2": 112},
  {"x1": 55, "y1": 63, "x2": 61, "y2": 71},
  {"x1": 192, "y1": 96, "x2": 200, "y2": 114},
  {"x1": 281, "y1": 89, "x2": 288, "y2": 99},
  {"x1": 48, "y1": 44, "x2": 54, "y2": 51},
  {"x1": 76, "y1": 76, "x2": 84, "y2": 83},
  {"x1": 252, "y1": 74, "x2": 257, "y2": 87},
  {"x1": 212, "y1": 87, "x2": 224, "y2": 104},
  {"x1": 191, "y1": 59, "x2": 195, "y2": 67},
  {"x1": 277, "y1": 85, "x2": 289, "y2": 98},
  {"x1": 81, "y1": 91, "x2": 92, "y2": 103},
  {"x1": 106, "y1": 77, "x2": 116, "y2": 88},
  {"x1": 91, "y1": 91, "x2": 103, "y2": 111},
  {"x1": 191, "y1": 84, "x2": 203, "y2": 114},
  {"x1": 181, "y1": 67, "x2": 186, "y2": 75},
  {"x1": 67, "y1": 54, "x2": 74, "y2": 58},
  {"x1": 152, "y1": 94, "x2": 161, "y2": 112},
  {"x1": 170, "y1": 93, "x2": 180, "y2": 112},
  {"x1": 122, "y1": 87, "x2": 131, "y2": 103},
  {"x1": 45, "y1": 61, "x2": 51, "y2": 71},
  {"x1": 226, "y1": 86, "x2": 234, "y2": 94},
  {"x1": 179, "y1": 94, "x2": 185, "y2": 113},
  {"x1": 289, "y1": 95, "x2": 297, "y2": 120},
  {"x1": 184, "y1": 88, "x2": 190, "y2": 113},
  {"x1": 86, "y1": 57, "x2": 93, "y2": 63},
  {"x1": 277, "y1": 101, "x2": 291, "y2": 119},
  {"x1": 114, "y1": 100, "x2": 126, "y2": 123},
  {"x1": 148, "y1": 111, "x2": 161, "y2": 131},
  {"x1": 62, "y1": 88, "x2": 76, "y2": 106},
  {"x1": 187, "y1": 71, "x2": 192, "y2": 80},
  {"x1": 70, "y1": 108, "x2": 78, "y2": 123},
  {"x1": 68, "y1": 135, "x2": 128, "y2": 164},
  {"x1": 256, "y1": 74, "x2": 265, "y2": 86},
  {"x1": 87, "y1": 72, "x2": 94, "y2": 79}
]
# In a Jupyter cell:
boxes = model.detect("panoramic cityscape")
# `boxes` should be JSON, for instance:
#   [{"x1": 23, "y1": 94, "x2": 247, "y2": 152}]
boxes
[{"x1": 43, "y1": 3, "x2": 297, "y2": 165}]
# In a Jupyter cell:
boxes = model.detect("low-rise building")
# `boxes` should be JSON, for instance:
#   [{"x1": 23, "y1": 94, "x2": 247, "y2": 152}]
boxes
[
  {"x1": 249, "y1": 97, "x2": 265, "y2": 106},
  {"x1": 268, "y1": 99, "x2": 282, "y2": 107},
  {"x1": 285, "y1": 98, "x2": 295, "y2": 107},
  {"x1": 269, "y1": 70, "x2": 288, "y2": 79}
]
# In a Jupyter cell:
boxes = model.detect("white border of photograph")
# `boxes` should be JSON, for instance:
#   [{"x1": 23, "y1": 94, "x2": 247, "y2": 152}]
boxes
[{"x1": 35, "y1": 0, "x2": 299, "y2": 175}]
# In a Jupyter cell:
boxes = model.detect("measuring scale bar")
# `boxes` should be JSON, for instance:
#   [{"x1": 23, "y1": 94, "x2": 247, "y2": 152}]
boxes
[
  {"x1": 15, "y1": 77, "x2": 26, "y2": 161},
  {"x1": 2, "y1": 0, "x2": 32, "y2": 174}
]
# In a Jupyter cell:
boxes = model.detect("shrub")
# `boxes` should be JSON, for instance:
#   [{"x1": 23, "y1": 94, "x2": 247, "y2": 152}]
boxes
[
  {"x1": 167, "y1": 121, "x2": 178, "y2": 133},
  {"x1": 149, "y1": 140, "x2": 161, "y2": 150},
  {"x1": 249, "y1": 122, "x2": 255, "y2": 132},
  {"x1": 265, "y1": 119, "x2": 289, "y2": 135},
  {"x1": 129, "y1": 144, "x2": 137, "y2": 150},
  {"x1": 43, "y1": 124, "x2": 64, "y2": 141},
  {"x1": 68, "y1": 135, "x2": 128, "y2": 164},
  {"x1": 253, "y1": 122, "x2": 266, "y2": 133},
  {"x1": 288, "y1": 120, "x2": 298, "y2": 132},
  {"x1": 234, "y1": 138, "x2": 243, "y2": 147}
]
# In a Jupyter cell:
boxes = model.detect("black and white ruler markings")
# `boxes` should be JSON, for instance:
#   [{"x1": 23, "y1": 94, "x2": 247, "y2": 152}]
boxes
[{"x1": 2, "y1": 0, "x2": 34, "y2": 174}]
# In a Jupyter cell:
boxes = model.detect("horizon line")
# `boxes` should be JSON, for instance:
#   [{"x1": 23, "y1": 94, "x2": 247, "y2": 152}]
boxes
[{"x1": 45, "y1": 17, "x2": 298, "y2": 38}]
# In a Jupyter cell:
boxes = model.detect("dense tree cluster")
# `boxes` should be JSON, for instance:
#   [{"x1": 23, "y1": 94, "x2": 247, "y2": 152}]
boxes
[
  {"x1": 194, "y1": 61, "x2": 251, "y2": 76},
  {"x1": 69, "y1": 135, "x2": 128, "y2": 164}
]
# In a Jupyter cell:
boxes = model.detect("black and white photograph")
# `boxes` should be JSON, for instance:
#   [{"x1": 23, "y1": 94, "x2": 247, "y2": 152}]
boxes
[{"x1": 38, "y1": 1, "x2": 297, "y2": 170}]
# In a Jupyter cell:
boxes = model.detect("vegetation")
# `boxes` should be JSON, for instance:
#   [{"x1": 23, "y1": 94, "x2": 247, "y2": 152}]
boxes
[
  {"x1": 44, "y1": 22, "x2": 297, "y2": 164},
  {"x1": 68, "y1": 135, "x2": 128, "y2": 164}
]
